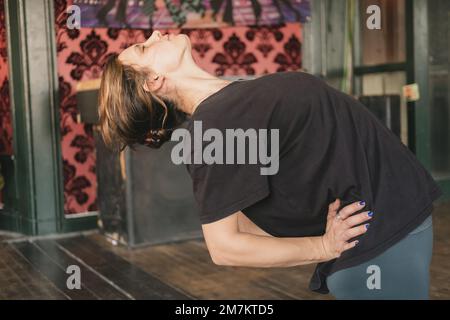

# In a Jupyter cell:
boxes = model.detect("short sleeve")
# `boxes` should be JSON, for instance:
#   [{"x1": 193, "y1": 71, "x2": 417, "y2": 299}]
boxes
[
  {"x1": 187, "y1": 162, "x2": 270, "y2": 224},
  {"x1": 182, "y1": 78, "x2": 275, "y2": 224}
]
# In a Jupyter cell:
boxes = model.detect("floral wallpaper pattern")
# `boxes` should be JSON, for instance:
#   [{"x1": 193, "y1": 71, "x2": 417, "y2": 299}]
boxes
[{"x1": 0, "y1": 0, "x2": 12, "y2": 156}]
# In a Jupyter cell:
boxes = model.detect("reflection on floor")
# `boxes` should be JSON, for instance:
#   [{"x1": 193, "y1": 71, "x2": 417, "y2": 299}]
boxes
[{"x1": 0, "y1": 201, "x2": 449, "y2": 300}]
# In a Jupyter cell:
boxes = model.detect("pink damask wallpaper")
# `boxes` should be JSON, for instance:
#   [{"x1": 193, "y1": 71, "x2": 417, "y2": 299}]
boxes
[
  {"x1": 0, "y1": 0, "x2": 12, "y2": 157},
  {"x1": 55, "y1": 0, "x2": 303, "y2": 215}
]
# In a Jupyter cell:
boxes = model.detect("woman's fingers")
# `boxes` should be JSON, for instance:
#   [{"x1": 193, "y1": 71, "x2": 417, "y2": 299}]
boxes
[
  {"x1": 337, "y1": 200, "x2": 366, "y2": 220},
  {"x1": 327, "y1": 198, "x2": 340, "y2": 220},
  {"x1": 322, "y1": 199, "x2": 371, "y2": 259},
  {"x1": 342, "y1": 240, "x2": 359, "y2": 251},
  {"x1": 344, "y1": 210, "x2": 372, "y2": 227},
  {"x1": 343, "y1": 223, "x2": 369, "y2": 240},
  {"x1": 338, "y1": 209, "x2": 372, "y2": 253}
]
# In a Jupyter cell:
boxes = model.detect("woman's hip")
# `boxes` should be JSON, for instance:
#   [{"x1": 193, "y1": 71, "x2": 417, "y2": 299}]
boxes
[{"x1": 326, "y1": 214, "x2": 434, "y2": 299}]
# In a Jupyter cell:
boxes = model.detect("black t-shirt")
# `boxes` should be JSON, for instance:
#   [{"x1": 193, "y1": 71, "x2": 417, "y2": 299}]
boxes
[{"x1": 184, "y1": 71, "x2": 443, "y2": 294}]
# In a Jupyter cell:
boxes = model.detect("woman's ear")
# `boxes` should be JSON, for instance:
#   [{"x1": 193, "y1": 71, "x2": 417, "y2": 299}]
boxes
[{"x1": 143, "y1": 74, "x2": 164, "y2": 92}]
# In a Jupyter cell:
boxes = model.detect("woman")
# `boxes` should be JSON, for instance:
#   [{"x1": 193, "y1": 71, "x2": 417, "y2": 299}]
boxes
[{"x1": 98, "y1": 31, "x2": 442, "y2": 299}]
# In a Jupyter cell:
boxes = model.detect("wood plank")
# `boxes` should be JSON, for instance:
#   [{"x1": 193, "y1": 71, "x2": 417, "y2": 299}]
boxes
[
  {"x1": 34, "y1": 240, "x2": 131, "y2": 300},
  {"x1": 0, "y1": 244, "x2": 67, "y2": 299},
  {"x1": 87, "y1": 234, "x2": 330, "y2": 300},
  {"x1": 56, "y1": 236, "x2": 192, "y2": 300},
  {"x1": 12, "y1": 241, "x2": 97, "y2": 300}
]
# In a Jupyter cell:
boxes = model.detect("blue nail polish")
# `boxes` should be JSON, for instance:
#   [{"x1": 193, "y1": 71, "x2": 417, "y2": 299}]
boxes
[
  {"x1": 359, "y1": 201, "x2": 365, "y2": 206},
  {"x1": 368, "y1": 211, "x2": 374, "y2": 217},
  {"x1": 365, "y1": 223, "x2": 370, "y2": 229}
]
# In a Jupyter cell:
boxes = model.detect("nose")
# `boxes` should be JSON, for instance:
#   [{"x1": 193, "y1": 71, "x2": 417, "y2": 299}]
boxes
[
  {"x1": 151, "y1": 30, "x2": 162, "y2": 40},
  {"x1": 143, "y1": 30, "x2": 162, "y2": 46}
]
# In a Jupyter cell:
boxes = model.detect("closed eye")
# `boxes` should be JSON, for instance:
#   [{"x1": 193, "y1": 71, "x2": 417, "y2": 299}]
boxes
[{"x1": 134, "y1": 44, "x2": 145, "y2": 54}]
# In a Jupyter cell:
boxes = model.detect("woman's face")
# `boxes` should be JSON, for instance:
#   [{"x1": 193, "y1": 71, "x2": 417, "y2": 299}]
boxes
[{"x1": 118, "y1": 30, "x2": 191, "y2": 75}]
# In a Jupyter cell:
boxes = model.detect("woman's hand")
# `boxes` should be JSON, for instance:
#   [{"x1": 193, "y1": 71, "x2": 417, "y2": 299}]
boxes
[{"x1": 320, "y1": 199, "x2": 373, "y2": 260}]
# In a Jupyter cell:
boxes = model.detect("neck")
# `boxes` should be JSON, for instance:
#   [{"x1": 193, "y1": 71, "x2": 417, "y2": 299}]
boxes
[{"x1": 166, "y1": 59, "x2": 232, "y2": 115}]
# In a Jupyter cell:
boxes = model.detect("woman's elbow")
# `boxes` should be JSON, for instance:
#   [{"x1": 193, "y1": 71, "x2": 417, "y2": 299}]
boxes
[
  {"x1": 207, "y1": 237, "x2": 242, "y2": 266},
  {"x1": 209, "y1": 247, "x2": 236, "y2": 266},
  {"x1": 202, "y1": 217, "x2": 243, "y2": 266}
]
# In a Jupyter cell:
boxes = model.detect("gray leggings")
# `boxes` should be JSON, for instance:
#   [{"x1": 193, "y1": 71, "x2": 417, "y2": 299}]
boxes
[{"x1": 326, "y1": 214, "x2": 434, "y2": 300}]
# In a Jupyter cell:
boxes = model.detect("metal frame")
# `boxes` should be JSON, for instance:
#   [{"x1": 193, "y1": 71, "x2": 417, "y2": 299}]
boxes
[{"x1": 412, "y1": 0, "x2": 450, "y2": 201}]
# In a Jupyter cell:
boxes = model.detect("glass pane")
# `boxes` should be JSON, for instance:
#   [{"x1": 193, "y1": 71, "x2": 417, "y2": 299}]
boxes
[{"x1": 429, "y1": 0, "x2": 450, "y2": 179}]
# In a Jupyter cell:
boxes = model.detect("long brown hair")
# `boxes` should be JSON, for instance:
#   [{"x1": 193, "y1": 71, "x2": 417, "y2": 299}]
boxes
[{"x1": 98, "y1": 54, "x2": 186, "y2": 153}]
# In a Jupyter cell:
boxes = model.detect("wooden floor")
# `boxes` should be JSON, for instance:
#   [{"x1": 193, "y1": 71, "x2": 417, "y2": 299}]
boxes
[{"x1": 0, "y1": 201, "x2": 449, "y2": 300}]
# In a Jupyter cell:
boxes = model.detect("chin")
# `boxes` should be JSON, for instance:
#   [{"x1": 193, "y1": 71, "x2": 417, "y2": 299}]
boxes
[
  {"x1": 176, "y1": 34, "x2": 192, "y2": 54},
  {"x1": 177, "y1": 33, "x2": 190, "y2": 46}
]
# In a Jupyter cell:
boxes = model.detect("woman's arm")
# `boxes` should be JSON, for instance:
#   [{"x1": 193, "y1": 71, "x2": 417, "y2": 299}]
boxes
[
  {"x1": 202, "y1": 199, "x2": 371, "y2": 268},
  {"x1": 236, "y1": 212, "x2": 273, "y2": 237}
]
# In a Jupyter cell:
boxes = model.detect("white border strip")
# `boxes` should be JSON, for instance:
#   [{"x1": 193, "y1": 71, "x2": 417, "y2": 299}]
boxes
[{"x1": 64, "y1": 211, "x2": 99, "y2": 219}]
